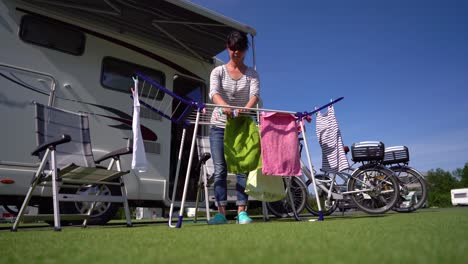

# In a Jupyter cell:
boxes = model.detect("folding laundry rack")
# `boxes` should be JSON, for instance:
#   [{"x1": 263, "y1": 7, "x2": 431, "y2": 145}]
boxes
[{"x1": 132, "y1": 71, "x2": 343, "y2": 228}]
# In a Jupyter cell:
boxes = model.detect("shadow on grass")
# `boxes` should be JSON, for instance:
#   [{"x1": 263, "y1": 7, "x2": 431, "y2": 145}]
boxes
[
  {"x1": 0, "y1": 219, "x2": 171, "y2": 232},
  {"x1": 7, "y1": 209, "x2": 438, "y2": 232},
  {"x1": 0, "y1": 223, "x2": 49, "y2": 232},
  {"x1": 252, "y1": 211, "x2": 392, "y2": 222}
]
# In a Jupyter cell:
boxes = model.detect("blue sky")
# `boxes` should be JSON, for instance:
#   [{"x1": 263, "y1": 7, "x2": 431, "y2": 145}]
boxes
[{"x1": 191, "y1": 0, "x2": 468, "y2": 172}]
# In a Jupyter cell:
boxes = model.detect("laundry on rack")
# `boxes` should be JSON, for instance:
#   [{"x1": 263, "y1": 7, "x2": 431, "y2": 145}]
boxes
[
  {"x1": 316, "y1": 106, "x2": 349, "y2": 173},
  {"x1": 224, "y1": 115, "x2": 262, "y2": 174},
  {"x1": 260, "y1": 112, "x2": 301, "y2": 176},
  {"x1": 245, "y1": 168, "x2": 286, "y2": 202},
  {"x1": 131, "y1": 77, "x2": 147, "y2": 172}
]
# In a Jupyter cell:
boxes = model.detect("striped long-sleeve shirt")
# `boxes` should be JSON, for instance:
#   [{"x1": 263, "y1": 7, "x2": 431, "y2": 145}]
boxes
[{"x1": 209, "y1": 65, "x2": 260, "y2": 127}]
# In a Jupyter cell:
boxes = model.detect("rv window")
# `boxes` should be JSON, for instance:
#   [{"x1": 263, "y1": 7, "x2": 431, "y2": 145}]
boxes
[
  {"x1": 20, "y1": 15, "x2": 85, "y2": 56},
  {"x1": 101, "y1": 57, "x2": 165, "y2": 100}
]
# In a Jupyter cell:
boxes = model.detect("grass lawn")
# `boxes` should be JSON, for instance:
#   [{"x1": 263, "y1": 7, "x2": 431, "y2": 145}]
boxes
[{"x1": 1, "y1": 208, "x2": 467, "y2": 264}]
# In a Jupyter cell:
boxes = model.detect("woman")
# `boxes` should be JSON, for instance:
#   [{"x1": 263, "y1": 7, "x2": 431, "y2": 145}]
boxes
[{"x1": 208, "y1": 30, "x2": 260, "y2": 225}]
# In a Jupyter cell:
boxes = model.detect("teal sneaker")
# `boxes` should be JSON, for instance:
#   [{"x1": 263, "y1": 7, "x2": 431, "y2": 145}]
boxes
[
  {"x1": 237, "y1": 211, "x2": 253, "y2": 224},
  {"x1": 207, "y1": 213, "x2": 228, "y2": 225}
]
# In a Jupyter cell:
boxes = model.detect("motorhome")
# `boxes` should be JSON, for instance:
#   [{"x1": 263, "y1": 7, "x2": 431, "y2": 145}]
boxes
[
  {"x1": 0, "y1": 0, "x2": 257, "y2": 224},
  {"x1": 451, "y1": 188, "x2": 468, "y2": 206}
]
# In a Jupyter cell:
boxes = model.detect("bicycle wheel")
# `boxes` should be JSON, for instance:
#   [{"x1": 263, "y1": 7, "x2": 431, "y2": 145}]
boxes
[
  {"x1": 304, "y1": 174, "x2": 339, "y2": 216},
  {"x1": 390, "y1": 166, "x2": 427, "y2": 212},
  {"x1": 348, "y1": 166, "x2": 399, "y2": 214},
  {"x1": 266, "y1": 177, "x2": 307, "y2": 218}
]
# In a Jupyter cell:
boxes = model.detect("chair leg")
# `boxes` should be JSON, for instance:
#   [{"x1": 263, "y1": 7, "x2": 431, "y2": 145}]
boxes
[
  {"x1": 193, "y1": 168, "x2": 204, "y2": 223},
  {"x1": 113, "y1": 160, "x2": 132, "y2": 227},
  {"x1": 82, "y1": 184, "x2": 105, "y2": 227},
  {"x1": 12, "y1": 149, "x2": 51, "y2": 231},
  {"x1": 11, "y1": 178, "x2": 41, "y2": 231},
  {"x1": 194, "y1": 168, "x2": 210, "y2": 223},
  {"x1": 193, "y1": 183, "x2": 201, "y2": 223},
  {"x1": 50, "y1": 150, "x2": 62, "y2": 231},
  {"x1": 120, "y1": 178, "x2": 132, "y2": 227},
  {"x1": 202, "y1": 173, "x2": 211, "y2": 221}
]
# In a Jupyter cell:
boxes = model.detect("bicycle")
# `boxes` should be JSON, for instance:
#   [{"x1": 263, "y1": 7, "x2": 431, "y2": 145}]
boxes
[
  {"x1": 305, "y1": 141, "x2": 400, "y2": 215},
  {"x1": 303, "y1": 163, "x2": 355, "y2": 216},
  {"x1": 305, "y1": 145, "x2": 427, "y2": 215},
  {"x1": 382, "y1": 146, "x2": 427, "y2": 213}
]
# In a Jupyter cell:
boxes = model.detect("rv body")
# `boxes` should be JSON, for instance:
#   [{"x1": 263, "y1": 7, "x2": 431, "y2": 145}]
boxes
[{"x1": 0, "y1": 0, "x2": 256, "y2": 216}]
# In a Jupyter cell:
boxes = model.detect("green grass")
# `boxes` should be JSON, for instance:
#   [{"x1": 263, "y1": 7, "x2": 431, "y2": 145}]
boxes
[{"x1": 1, "y1": 208, "x2": 468, "y2": 264}]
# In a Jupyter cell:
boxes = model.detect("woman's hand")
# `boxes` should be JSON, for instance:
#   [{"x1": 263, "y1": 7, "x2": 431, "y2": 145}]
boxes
[{"x1": 222, "y1": 107, "x2": 233, "y2": 117}]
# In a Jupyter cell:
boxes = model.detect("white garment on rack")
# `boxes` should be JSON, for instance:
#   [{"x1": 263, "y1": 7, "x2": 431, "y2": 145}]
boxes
[
  {"x1": 316, "y1": 106, "x2": 349, "y2": 173},
  {"x1": 132, "y1": 77, "x2": 148, "y2": 172}
]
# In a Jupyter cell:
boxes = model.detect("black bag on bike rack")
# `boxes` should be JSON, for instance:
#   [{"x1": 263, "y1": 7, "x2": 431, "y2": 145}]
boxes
[
  {"x1": 382, "y1": 146, "x2": 409, "y2": 165},
  {"x1": 351, "y1": 141, "x2": 385, "y2": 162}
]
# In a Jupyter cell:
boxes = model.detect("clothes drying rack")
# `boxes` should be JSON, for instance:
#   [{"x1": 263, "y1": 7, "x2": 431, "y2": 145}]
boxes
[{"x1": 131, "y1": 71, "x2": 343, "y2": 228}]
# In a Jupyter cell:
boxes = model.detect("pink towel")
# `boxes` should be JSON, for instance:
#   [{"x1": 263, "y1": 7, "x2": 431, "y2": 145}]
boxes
[{"x1": 260, "y1": 112, "x2": 301, "y2": 176}]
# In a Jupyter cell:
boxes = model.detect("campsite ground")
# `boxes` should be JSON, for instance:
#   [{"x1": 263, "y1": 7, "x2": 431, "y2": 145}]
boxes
[{"x1": 1, "y1": 207, "x2": 467, "y2": 263}]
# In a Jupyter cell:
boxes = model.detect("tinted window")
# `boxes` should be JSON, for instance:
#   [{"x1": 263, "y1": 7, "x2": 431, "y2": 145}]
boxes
[
  {"x1": 20, "y1": 15, "x2": 85, "y2": 55},
  {"x1": 101, "y1": 57, "x2": 165, "y2": 100}
]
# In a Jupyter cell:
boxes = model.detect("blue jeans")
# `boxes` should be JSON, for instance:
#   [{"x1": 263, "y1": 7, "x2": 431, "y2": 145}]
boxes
[{"x1": 209, "y1": 126, "x2": 248, "y2": 207}]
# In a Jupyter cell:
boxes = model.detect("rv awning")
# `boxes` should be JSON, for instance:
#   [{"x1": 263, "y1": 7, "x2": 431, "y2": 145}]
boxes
[{"x1": 20, "y1": 0, "x2": 256, "y2": 62}]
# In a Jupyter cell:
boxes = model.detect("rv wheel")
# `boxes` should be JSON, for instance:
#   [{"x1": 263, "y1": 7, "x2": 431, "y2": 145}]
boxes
[
  {"x1": 39, "y1": 184, "x2": 120, "y2": 226},
  {"x1": 65, "y1": 184, "x2": 120, "y2": 225}
]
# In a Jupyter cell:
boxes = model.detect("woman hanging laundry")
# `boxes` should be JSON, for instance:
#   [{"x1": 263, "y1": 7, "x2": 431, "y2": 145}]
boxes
[{"x1": 208, "y1": 30, "x2": 260, "y2": 225}]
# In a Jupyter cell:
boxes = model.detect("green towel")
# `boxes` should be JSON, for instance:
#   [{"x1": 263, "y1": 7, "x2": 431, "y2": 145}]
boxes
[
  {"x1": 245, "y1": 168, "x2": 286, "y2": 202},
  {"x1": 224, "y1": 116, "x2": 262, "y2": 174}
]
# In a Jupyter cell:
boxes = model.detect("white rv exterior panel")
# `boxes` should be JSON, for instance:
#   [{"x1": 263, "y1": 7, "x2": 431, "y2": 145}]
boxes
[{"x1": 0, "y1": 0, "x2": 224, "y2": 206}]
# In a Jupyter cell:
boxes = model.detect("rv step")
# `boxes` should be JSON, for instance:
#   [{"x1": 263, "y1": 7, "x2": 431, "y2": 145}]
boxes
[{"x1": 21, "y1": 214, "x2": 90, "y2": 223}]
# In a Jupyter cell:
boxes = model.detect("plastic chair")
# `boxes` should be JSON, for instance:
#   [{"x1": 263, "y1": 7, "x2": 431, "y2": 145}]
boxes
[{"x1": 192, "y1": 136, "x2": 213, "y2": 222}]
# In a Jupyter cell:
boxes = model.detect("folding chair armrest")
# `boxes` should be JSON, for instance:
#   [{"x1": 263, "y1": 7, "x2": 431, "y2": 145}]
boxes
[
  {"x1": 200, "y1": 152, "x2": 211, "y2": 163},
  {"x1": 31, "y1": 134, "x2": 71, "y2": 156},
  {"x1": 197, "y1": 152, "x2": 211, "y2": 168},
  {"x1": 95, "y1": 147, "x2": 133, "y2": 164}
]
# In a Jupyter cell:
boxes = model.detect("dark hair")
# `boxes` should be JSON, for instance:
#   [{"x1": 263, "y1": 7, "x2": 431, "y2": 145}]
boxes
[{"x1": 226, "y1": 30, "x2": 249, "y2": 51}]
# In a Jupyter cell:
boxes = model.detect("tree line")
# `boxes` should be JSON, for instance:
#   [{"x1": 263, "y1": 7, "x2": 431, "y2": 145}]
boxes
[{"x1": 426, "y1": 163, "x2": 468, "y2": 207}]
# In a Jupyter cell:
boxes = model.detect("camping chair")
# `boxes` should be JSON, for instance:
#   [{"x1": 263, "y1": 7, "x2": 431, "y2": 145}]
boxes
[
  {"x1": 193, "y1": 136, "x2": 270, "y2": 222},
  {"x1": 192, "y1": 135, "x2": 213, "y2": 222},
  {"x1": 12, "y1": 103, "x2": 132, "y2": 231}
]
